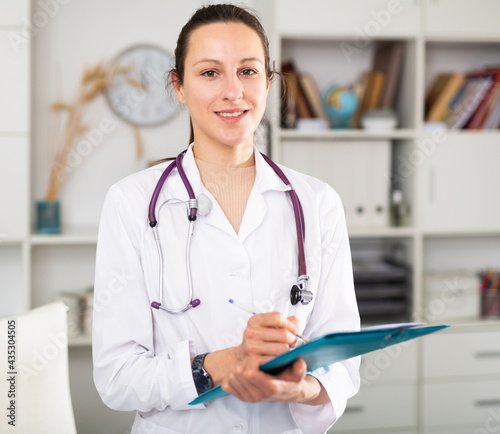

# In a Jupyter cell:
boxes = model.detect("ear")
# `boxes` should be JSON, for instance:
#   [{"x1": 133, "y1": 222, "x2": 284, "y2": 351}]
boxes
[{"x1": 171, "y1": 72, "x2": 186, "y2": 104}]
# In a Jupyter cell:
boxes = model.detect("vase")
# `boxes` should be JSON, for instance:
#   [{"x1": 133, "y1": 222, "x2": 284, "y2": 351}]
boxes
[{"x1": 36, "y1": 199, "x2": 61, "y2": 234}]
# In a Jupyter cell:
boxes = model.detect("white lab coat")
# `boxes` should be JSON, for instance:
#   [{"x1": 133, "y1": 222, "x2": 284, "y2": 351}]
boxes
[{"x1": 93, "y1": 145, "x2": 360, "y2": 434}]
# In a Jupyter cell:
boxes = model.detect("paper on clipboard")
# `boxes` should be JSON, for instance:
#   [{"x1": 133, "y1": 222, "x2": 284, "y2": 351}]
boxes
[{"x1": 189, "y1": 323, "x2": 449, "y2": 406}]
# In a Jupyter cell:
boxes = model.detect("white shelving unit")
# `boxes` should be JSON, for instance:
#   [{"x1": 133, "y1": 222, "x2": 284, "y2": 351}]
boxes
[{"x1": 267, "y1": 1, "x2": 500, "y2": 433}]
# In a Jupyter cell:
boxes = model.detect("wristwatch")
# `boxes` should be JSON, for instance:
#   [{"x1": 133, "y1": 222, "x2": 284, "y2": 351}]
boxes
[{"x1": 191, "y1": 353, "x2": 214, "y2": 395}]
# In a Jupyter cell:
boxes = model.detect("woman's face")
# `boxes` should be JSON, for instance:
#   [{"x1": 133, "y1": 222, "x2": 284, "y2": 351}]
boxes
[{"x1": 173, "y1": 22, "x2": 269, "y2": 152}]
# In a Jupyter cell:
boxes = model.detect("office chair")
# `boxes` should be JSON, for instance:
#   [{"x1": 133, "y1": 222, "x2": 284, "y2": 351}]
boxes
[{"x1": 0, "y1": 302, "x2": 77, "y2": 433}]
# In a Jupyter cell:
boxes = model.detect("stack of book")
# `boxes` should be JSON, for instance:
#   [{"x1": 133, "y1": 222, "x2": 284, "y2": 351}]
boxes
[
  {"x1": 280, "y1": 62, "x2": 327, "y2": 129},
  {"x1": 280, "y1": 42, "x2": 405, "y2": 129},
  {"x1": 353, "y1": 42, "x2": 405, "y2": 128},
  {"x1": 425, "y1": 67, "x2": 500, "y2": 130}
]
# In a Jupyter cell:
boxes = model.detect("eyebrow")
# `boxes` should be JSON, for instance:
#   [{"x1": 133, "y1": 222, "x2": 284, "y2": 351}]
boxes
[{"x1": 193, "y1": 57, "x2": 263, "y2": 67}]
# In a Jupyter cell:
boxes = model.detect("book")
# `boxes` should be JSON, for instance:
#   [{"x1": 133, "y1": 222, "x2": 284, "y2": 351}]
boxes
[
  {"x1": 353, "y1": 71, "x2": 385, "y2": 128},
  {"x1": 445, "y1": 75, "x2": 493, "y2": 129},
  {"x1": 281, "y1": 62, "x2": 314, "y2": 128},
  {"x1": 368, "y1": 71, "x2": 386, "y2": 110},
  {"x1": 298, "y1": 73, "x2": 327, "y2": 119},
  {"x1": 189, "y1": 323, "x2": 449, "y2": 405},
  {"x1": 372, "y1": 42, "x2": 405, "y2": 109},
  {"x1": 425, "y1": 73, "x2": 452, "y2": 116},
  {"x1": 425, "y1": 73, "x2": 465, "y2": 122},
  {"x1": 483, "y1": 91, "x2": 500, "y2": 129},
  {"x1": 465, "y1": 70, "x2": 500, "y2": 129}
]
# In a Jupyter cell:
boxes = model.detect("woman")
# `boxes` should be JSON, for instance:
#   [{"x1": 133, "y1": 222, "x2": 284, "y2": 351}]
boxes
[{"x1": 93, "y1": 4, "x2": 360, "y2": 434}]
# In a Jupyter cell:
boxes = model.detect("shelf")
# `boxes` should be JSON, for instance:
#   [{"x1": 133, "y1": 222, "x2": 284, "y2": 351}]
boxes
[
  {"x1": 349, "y1": 226, "x2": 416, "y2": 239},
  {"x1": 424, "y1": 34, "x2": 500, "y2": 43},
  {"x1": 423, "y1": 230, "x2": 500, "y2": 238},
  {"x1": 30, "y1": 227, "x2": 98, "y2": 245},
  {"x1": 279, "y1": 33, "x2": 419, "y2": 42},
  {"x1": 279, "y1": 128, "x2": 417, "y2": 141},
  {"x1": 419, "y1": 130, "x2": 500, "y2": 139},
  {"x1": 426, "y1": 319, "x2": 500, "y2": 333},
  {"x1": 0, "y1": 236, "x2": 27, "y2": 245},
  {"x1": 68, "y1": 335, "x2": 92, "y2": 347}
]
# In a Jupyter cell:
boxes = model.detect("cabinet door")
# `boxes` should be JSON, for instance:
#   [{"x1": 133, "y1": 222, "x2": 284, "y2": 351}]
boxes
[
  {"x1": 422, "y1": 379, "x2": 500, "y2": 428},
  {"x1": 0, "y1": 0, "x2": 29, "y2": 26},
  {"x1": 0, "y1": 30, "x2": 30, "y2": 132},
  {"x1": 422, "y1": 330, "x2": 500, "y2": 379},
  {"x1": 332, "y1": 383, "x2": 416, "y2": 431},
  {"x1": 425, "y1": 0, "x2": 500, "y2": 37},
  {"x1": 360, "y1": 340, "x2": 417, "y2": 386},
  {"x1": 420, "y1": 134, "x2": 500, "y2": 233},
  {"x1": 275, "y1": 0, "x2": 420, "y2": 37},
  {"x1": 281, "y1": 140, "x2": 391, "y2": 229},
  {"x1": 0, "y1": 137, "x2": 29, "y2": 237}
]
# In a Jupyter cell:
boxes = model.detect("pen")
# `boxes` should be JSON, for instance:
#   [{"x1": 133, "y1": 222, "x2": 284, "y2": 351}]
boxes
[{"x1": 228, "y1": 299, "x2": 311, "y2": 343}]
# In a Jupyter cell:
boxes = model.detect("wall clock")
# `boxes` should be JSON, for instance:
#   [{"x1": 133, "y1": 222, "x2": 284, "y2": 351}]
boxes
[{"x1": 105, "y1": 44, "x2": 177, "y2": 126}]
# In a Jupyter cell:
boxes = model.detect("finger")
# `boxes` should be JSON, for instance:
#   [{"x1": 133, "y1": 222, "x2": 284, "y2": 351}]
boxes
[
  {"x1": 250, "y1": 312, "x2": 299, "y2": 335},
  {"x1": 226, "y1": 362, "x2": 266, "y2": 403},
  {"x1": 276, "y1": 358, "x2": 307, "y2": 383},
  {"x1": 224, "y1": 372, "x2": 257, "y2": 402},
  {"x1": 287, "y1": 315, "x2": 300, "y2": 329}
]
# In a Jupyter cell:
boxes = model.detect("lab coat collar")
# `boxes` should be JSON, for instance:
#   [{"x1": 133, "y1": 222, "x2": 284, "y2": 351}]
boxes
[{"x1": 158, "y1": 144, "x2": 291, "y2": 240}]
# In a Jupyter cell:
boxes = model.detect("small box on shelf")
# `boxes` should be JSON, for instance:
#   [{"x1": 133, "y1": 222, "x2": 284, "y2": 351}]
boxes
[{"x1": 423, "y1": 272, "x2": 481, "y2": 322}]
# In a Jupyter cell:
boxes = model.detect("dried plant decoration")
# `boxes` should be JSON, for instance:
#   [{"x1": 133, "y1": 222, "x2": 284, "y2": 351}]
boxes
[{"x1": 45, "y1": 63, "x2": 141, "y2": 201}]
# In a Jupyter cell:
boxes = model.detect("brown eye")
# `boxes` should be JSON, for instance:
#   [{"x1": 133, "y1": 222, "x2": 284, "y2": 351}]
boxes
[{"x1": 241, "y1": 69, "x2": 256, "y2": 76}]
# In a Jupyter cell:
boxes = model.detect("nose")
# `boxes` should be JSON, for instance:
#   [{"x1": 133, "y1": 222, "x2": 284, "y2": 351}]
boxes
[{"x1": 221, "y1": 73, "x2": 243, "y2": 101}]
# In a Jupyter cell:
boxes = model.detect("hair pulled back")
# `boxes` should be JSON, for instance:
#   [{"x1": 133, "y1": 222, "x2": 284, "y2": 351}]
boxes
[{"x1": 170, "y1": 3, "x2": 274, "y2": 86}]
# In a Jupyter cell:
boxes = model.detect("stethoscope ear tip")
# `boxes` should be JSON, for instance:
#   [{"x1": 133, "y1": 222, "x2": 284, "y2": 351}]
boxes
[{"x1": 191, "y1": 299, "x2": 201, "y2": 308}]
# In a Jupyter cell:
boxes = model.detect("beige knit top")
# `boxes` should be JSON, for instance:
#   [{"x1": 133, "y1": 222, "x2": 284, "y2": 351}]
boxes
[{"x1": 195, "y1": 158, "x2": 256, "y2": 234}]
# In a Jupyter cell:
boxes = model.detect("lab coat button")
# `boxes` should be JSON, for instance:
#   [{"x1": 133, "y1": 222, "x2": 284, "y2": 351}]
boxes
[{"x1": 234, "y1": 422, "x2": 247, "y2": 431}]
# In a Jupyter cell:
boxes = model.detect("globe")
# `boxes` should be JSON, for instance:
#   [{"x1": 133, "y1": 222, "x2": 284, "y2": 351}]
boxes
[{"x1": 322, "y1": 84, "x2": 358, "y2": 128}]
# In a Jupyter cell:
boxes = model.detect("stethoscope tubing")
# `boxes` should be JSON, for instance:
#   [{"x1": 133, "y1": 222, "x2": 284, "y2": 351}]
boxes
[
  {"x1": 260, "y1": 153, "x2": 307, "y2": 278},
  {"x1": 148, "y1": 149, "x2": 312, "y2": 314}
]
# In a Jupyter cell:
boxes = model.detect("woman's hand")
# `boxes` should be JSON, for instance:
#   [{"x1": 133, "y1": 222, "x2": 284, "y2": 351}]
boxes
[
  {"x1": 235, "y1": 312, "x2": 300, "y2": 361},
  {"x1": 219, "y1": 312, "x2": 328, "y2": 404},
  {"x1": 222, "y1": 356, "x2": 328, "y2": 404}
]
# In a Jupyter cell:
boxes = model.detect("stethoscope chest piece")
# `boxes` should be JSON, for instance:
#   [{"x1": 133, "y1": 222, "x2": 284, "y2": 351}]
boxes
[{"x1": 290, "y1": 275, "x2": 313, "y2": 306}]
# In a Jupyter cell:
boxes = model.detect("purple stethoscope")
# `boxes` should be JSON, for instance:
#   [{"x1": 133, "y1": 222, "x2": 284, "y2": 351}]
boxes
[{"x1": 148, "y1": 150, "x2": 313, "y2": 314}]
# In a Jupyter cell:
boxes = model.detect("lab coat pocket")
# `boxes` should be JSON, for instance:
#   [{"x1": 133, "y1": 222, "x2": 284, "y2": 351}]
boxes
[{"x1": 132, "y1": 413, "x2": 182, "y2": 434}]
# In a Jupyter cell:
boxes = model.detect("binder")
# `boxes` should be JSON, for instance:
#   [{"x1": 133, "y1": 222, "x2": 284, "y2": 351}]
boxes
[{"x1": 189, "y1": 323, "x2": 449, "y2": 405}]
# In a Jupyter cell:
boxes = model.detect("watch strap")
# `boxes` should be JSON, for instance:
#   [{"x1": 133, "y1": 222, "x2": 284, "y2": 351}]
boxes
[{"x1": 191, "y1": 353, "x2": 214, "y2": 396}]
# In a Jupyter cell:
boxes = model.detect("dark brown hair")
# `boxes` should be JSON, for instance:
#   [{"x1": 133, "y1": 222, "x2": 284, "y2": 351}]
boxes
[{"x1": 170, "y1": 3, "x2": 274, "y2": 88}]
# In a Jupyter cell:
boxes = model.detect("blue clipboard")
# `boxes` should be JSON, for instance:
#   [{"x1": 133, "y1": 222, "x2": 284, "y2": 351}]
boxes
[{"x1": 189, "y1": 323, "x2": 449, "y2": 406}]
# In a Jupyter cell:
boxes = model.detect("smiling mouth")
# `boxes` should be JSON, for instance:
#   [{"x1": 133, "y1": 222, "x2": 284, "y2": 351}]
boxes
[{"x1": 216, "y1": 110, "x2": 248, "y2": 117}]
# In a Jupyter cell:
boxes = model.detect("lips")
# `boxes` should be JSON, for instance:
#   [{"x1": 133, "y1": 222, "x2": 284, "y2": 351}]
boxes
[
  {"x1": 215, "y1": 109, "x2": 249, "y2": 123},
  {"x1": 217, "y1": 111, "x2": 245, "y2": 117}
]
